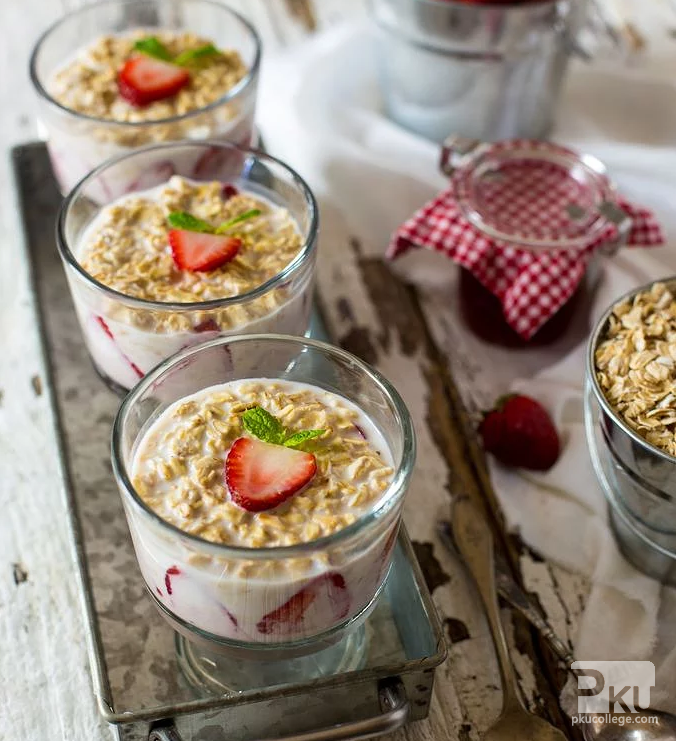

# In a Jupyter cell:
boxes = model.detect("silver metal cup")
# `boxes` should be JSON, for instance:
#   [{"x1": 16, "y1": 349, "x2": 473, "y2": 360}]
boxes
[
  {"x1": 585, "y1": 372, "x2": 676, "y2": 585},
  {"x1": 588, "y1": 278, "x2": 676, "y2": 541}
]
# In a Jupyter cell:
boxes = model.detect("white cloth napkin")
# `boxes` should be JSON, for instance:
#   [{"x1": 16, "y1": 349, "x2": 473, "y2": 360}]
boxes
[{"x1": 257, "y1": 23, "x2": 676, "y2": 711}]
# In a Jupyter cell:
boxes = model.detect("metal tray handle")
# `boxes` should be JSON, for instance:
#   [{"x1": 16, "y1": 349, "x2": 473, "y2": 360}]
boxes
[{"x1": 148, "y1": 678, "x2": 409, "y2": 741}]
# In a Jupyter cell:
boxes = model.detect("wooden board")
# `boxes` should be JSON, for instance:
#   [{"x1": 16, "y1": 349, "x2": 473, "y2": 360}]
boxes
[{"x1": 0, "y1": 0, "x2": 589, "y2": 738}]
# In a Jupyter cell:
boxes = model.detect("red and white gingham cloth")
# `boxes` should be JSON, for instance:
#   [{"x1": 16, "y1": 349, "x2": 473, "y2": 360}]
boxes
[{"x1": 387, "y1": 142, "x2": 665, "y2": 340}]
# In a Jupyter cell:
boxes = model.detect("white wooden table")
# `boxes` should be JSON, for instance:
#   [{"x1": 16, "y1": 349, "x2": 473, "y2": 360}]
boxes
[{"x1": 6, "y1": 0, "x2": 663, "y2": 738}]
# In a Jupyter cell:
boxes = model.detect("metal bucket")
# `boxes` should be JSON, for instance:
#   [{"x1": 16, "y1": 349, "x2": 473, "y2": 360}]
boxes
[
  {"x1": 588, "y1": 278, "x2": 676, "y2": 506},
  {"x1": 586, "y1": 279, "x2": 676, "y2": 582},
  {"x1": 585, "y1": 376, "x2": 676, "y2": 585},
  {"x1": 369, "y1": 0, "x2": 582, "y2": 142}
]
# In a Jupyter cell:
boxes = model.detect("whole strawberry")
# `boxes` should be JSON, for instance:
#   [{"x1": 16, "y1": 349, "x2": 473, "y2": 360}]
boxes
[{"x1": 478, "y1": 394, "x2": 560, "y2": 471}]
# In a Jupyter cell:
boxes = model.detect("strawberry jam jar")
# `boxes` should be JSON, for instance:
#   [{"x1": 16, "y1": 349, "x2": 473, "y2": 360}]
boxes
[
  {"x1": 441, "y1": 138, "x2": 631, "y2": 346},
  {"x1": 112, "y1": 335, "x2": 415, "y2": 685}
]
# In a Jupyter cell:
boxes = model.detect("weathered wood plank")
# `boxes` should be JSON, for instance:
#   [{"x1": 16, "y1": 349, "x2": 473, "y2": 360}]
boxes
[
  {"x1": 418, "y1": 281, "x2": 590, "y2": 733},
  {"x1": 0, "y1": 0, "x2": 591, "y2": 738},
  {"x1": 313, "y1": 188, "x2": 580, "y2": 737}
]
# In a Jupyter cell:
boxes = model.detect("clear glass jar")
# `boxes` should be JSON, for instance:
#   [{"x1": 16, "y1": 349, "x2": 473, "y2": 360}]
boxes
[
  {"x1": 56, "y1": 141, "x2": 318, "y2": 393},
  {"x1": 30, "y1": 0, "x2": 261, "y2": 195},
  {"x1": 441, "y1": 137, "x2": 631, "y2": 346},
  {"x1": 458, "y1": 267, "x2": 585, "y2": 346},
  {"x1": 111, "y1": 335, "x2": 416, "y2": 654}
]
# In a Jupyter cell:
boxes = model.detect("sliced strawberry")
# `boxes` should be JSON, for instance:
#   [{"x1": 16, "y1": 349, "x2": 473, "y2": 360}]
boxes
[
  {"x1": 223, "y1": 607, "x2": 238, "y2": 628},
  {"x1": 160, "y1": 565, "x2": 238, "y2": 633},
  {"x1": 164, "y1": 565, "x2": 180, "y2": 595},
  {"x1": 222, "y1": 183, "x2": 239, "y2": 200},
  {"x1": 95, "y1": 316, "x2": 143, "y2": 378},
  {"x1": 96, "y1": 315, "x2": 115, "y2": 341},
  {"x1": 324, "y1": 572, "x2": 350, "y2": 622},
  {"x1": 192, "y1": 146, "x2": 244, "y2": 180},
  {"x1": 257, "y1": 572, "x2": 349, "y2": 635},
  {"x1": 169, "y1": 230, "x2": 240, "y2": 272},
  {"x1": 225, "y1": 438, "x2": 316, "y2": 512},
  {"x1": 118, "y1": 55, "x2": 189, "y2": 107},
  {"x1": 193, "y1": 318, "x2": 220, "y2": 333},
  {"x1": 257, "y1": 587, "x2": 315, "y2": 635}
]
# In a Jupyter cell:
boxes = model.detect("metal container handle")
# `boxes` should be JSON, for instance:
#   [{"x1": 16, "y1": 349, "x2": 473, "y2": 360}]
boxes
[
  {"x1": 439, "y1": 136, "x2": 633, "y2": 256},
  {"x1": 148, "y1": 678, "x2": 409, "y2": 741},
  {"x1": 439, "y1": 135, "x2": 482, "y2": 177},
  {"x1": 597, "y1": 201, "x2": 632, "y2": 256}
]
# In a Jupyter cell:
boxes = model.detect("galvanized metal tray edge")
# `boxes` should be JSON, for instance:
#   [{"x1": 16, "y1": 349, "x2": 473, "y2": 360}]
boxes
[
  {"x1": 13, "y1": 140, "x2": 447, "y2": 729},
  {"x1": 12, "y1": 141, "x2": 118, "y2": 721}
]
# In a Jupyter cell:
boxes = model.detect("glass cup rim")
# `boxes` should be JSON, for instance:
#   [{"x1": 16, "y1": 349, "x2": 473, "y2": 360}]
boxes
[
  {"x1": 371, "y1": 0, "x2": 557, "y2": 12},
  {"x1": 55, "y1": 140, "x2": 319, "y2": 311},
  {"x1": 29, "y1": 0, "x2": 262, "y2": 128},
  {"x1": 111, "y1": 333, "x2": 417, "y2": 559}
]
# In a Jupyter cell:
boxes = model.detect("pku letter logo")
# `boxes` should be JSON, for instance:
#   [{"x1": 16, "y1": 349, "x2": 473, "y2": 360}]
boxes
[{"x1": 573, "y1": 661, "x2": 654, "y2": 714}]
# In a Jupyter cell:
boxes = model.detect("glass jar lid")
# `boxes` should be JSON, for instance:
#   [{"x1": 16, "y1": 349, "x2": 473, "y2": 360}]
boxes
[{"x1": 440, "y1": 137, "x2": 631, "y2": 251}]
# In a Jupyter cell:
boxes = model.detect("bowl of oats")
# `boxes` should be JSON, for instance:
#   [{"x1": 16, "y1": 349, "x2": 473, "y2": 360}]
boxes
[
  {"x1": 30, "y1": 0, "x2": 260, "y2": 195},
  {"x1": 589, "y1": 279, "x2": 676, "y2": 535},
  {"x1": 56, "y1": 140, "x2": 318, "y2": 394},
  {"x1": 111, "y1": 334, "x2": 415, "y2": 662}
]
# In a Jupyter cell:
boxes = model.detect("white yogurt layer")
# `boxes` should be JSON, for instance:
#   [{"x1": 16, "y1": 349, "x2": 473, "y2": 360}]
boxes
[
  {"x1": 70, "y1": 287, "x2": 310, "y2": 391},
  {"x1": 46, "y1": 119, "x2": 254, "y2": 198},
  {"x1": 122, "y1": 380, "x2": 400, "y2": 643}
]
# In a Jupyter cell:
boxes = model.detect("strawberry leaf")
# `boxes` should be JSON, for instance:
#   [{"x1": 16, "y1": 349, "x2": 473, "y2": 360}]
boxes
[
  {"x1": 167, "y1": 211, "x2": 214, "y2": 233},
  {"x1": 284, "y1": 430, "x2": 325, "y2": 449},
  {"x1": 241, "y1": 407, "x2": 285, "y2": 445},
  {"x1": 133, "y1": 36, "x2": 173, "y2": 62},
  {"x1": 215, "y1": 209, "x2": 262, "y2": 234},
  {"x1": 174, "y1": 43, "x2": 222, "y2": 68}
]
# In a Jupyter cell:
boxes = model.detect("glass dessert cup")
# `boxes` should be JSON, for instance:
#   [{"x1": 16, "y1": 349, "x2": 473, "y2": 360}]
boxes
[
  {"x1": 56, "y1": 141, "x2": 318, "y2": 395},
  {"x1": 112, "y1": 334, "x2": 416, "y2": 691},
  {"x1": 30, "y1": 0, "x2": 261, "y2": 195}
]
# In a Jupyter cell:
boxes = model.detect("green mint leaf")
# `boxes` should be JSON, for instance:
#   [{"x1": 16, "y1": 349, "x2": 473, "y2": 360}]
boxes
[
  {"x1": 241, "y1": 407, "x2": 285, "y2": 445},
  {"x1": 167, "y1": 211, "x2": 214, "y2": 233},
  {"x1": 133, "y1": 37, "x2": 173, "y2": 62},
  {"x1": 284, "y1": 430, "x2": 326, "y2": 448},
  {"x1": 215, "y1": 209, "x2": 262, "y2": 234},
  {"x1": 174, "y1": 43, "x2": 221, "y2": 67}
]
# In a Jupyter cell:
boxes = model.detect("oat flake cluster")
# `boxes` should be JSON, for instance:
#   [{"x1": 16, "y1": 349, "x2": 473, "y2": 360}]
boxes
[
  {"x1": 50, "y1": 32, "x2": 247, "y2": 123},
  {"x1": 48, "y1": 32, "x2": 249, "y2": 147},
  {"x1": 595, "y1": 282, "x2": 676, "y2": 456},
  {"x1": 79, "y1": 176, "x2": 302, "y2": 332},
  {"x1": 132, "y1": 382, "x2": 394, "y2": 549}
]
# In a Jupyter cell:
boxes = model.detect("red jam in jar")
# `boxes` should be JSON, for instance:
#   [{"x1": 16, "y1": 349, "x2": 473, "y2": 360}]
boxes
[
  {"x1": 440, "y1": 138, "x2": 630, "y2": 347},
  {"x1": 458, "y1": 268, "x2": 585, "y2": 347}
]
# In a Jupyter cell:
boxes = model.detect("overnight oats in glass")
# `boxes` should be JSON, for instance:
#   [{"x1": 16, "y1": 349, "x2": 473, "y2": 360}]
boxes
[
  {"x1": 56, "y1": 141, "x2": 317, "y2": 393},
  {"x1": 112, "y1": 335, "x2": 415, "y2": 676},
  {"x1": 30, "y1": 0, "x2": 260, "y2": 194}
]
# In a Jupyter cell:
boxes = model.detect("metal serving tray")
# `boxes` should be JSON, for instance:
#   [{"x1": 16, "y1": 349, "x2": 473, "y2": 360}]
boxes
[{"x1": 13, "y1": 142, "x2": 446, "y2": 741}]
